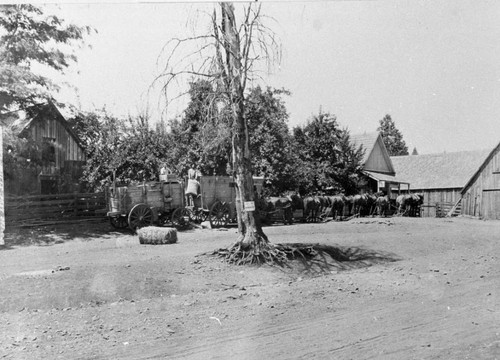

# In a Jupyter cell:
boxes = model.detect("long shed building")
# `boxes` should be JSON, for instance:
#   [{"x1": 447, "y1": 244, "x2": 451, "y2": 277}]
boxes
[
  {"x1": 390, "y1": 150, "x2": 490, "y2": 217},
  {"x1": 461, "y1": 142, "x2": 500, "y2": 219}
]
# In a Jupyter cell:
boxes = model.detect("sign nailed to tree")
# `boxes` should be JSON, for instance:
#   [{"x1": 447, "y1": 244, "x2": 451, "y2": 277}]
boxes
[{"x1": 244, "y1": 201, "x2": 255, "y2": 212}]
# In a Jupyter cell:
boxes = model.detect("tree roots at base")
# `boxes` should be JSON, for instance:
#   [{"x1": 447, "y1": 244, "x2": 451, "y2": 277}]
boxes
[{"x1": 212, "y1": 242, "x2": 318, "y2": 266}]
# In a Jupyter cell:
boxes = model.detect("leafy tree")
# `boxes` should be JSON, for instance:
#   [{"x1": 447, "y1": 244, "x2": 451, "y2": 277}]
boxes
[
  {"x1": 377, "y1": 114, "x2": 409, "y2": 156},
  {"x1": 119, "y1": 114, "x2": 170, "y2": 183},
  {"x1": 246, "y1": 86, "x2": 297, "y2": 195},
  {"x1": 0, "y1": 4, "x2": 92, "y2": 111},
  {"x1": 293, "y1": 110, "x2": 364, "y2": 195},
  {"x1": 69, "y1": 110, "x2": 125, "y2": 191},
  {"x1": 172, "y1": 82, "x2": 297, "y2": 196},
  {"x1": 167, "y1": 80, "x2": 231, "y2": 177},
  {"x1": 67, "y1": 109, "x2": 102, "y2": 152},
  {"x1": 2, "y1": 125, "x2": 42, "y2": 195},
  {"x1": 333, "y1": 130, "x2": 366, "y2": 194},
  {"x1": 69, "y1": 110, "x2": 171, "y2": 191}
]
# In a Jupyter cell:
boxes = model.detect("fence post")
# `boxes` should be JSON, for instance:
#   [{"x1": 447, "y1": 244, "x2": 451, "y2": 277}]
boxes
[
  {"x1": 0, "y1": 126, "x2": 4, "y2": 245},
  {"x1": 74, "y1": 192, "x2": 78, "y2": 217}
]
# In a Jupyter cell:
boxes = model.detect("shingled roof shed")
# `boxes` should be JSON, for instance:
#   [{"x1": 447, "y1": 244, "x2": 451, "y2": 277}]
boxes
[
  {"x1": 460, "y1": 142, "x2": 500, "y2": 219},
  {"x1": 390, "y1": 149, "x2": 491, "y2": 217}
]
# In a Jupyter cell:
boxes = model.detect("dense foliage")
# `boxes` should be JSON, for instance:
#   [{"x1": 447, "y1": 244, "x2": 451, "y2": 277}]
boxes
[
  {"x1": 70, "y1": 82, "x2": 366, "y2": 195},
  {"x1": 292, "y1": 111, "x2": 365, "y2": 195},
  {"x1": 165, "y1": 82, "x2": 299, "y2": 195},
  {"x1": 377, "y1": 114, "x2": 409, "y2": 156},
  {"x1": 166, "y1": 80, "x2": 232, "y2": 177},
  {"x1": 245, "y1": 87, "x2": 297, "y2": 195},
  {"x1": 0, "y1": 4, "x2": 93, "y2": 194},
  {"x1": 68, "y1": 110, "x2": 170, "y2": 191},
  {"x1": 0, "y1": 4, "x2": 92, "y2": 111}
]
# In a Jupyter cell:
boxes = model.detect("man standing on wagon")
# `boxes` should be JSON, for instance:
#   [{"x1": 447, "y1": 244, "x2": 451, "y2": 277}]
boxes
[{"x1": 186, "y1": 167, "x2": 201, "y2": 207}]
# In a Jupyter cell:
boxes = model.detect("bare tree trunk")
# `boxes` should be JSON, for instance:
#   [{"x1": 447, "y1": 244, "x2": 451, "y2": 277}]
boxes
[
  {"x1": 221, "y1": 2, "x2": 268, "y2": 250},
  {"x1": 0, "y1": 126, "x2": 4, "y2": 246}
]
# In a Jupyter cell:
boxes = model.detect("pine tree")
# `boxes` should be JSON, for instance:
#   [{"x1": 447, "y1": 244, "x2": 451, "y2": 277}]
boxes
[{"x1": 377, "y1": 114, "x2": 409, "y2": 156}]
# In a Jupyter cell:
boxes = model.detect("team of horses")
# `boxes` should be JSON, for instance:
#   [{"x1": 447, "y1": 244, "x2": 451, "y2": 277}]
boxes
[{"x1": 258, "y1": 192, "x2": 424, "y2": 224}]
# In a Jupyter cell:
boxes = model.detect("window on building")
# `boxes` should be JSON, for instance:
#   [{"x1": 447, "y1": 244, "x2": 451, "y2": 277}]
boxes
[{"x1": 42, "y1": 138, "x2": 56, "y2": 164}]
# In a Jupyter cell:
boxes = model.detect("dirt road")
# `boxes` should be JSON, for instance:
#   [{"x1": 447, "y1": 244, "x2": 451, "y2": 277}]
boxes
[{"x1": 0, "y1": 217, "x2": 499, "y2": 359}]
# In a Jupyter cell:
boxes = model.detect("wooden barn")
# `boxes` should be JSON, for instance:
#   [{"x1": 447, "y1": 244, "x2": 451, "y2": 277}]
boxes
[
  {"x1": 350, "y1": 132, "x2": 409, "y2": 199},
  {"x1": 3, "y1": 102, "x2": 86, "y2": 195},
  {"x1": 390, "y1": 150, "x2": 490, "y2": 217},
  {"x1": 461, "y1": 142, "x2": 500, "y2": 219}
]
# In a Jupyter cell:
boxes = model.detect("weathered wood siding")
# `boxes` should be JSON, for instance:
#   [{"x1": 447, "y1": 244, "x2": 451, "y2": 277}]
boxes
[
  {"x1": 414, "y1": 188, "x2": 461, "y2": 217},
  {"x1": 462, "y1": 146, "x2": 500, "y2": 219},
  {"x1": 5, "y1": 192, "x2": 106, "y2": 226},
  {"x1": 26, "y1": 116, "x2": 85, "y2": 169},
  {"x1": 199, "y1": 176, "x2": 235, "y2": 210}
]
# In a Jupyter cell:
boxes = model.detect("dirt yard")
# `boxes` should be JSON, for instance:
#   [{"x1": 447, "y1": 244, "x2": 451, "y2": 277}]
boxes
[{"x1": 0, "y1": 216, "x2": 499, "y2": 359}]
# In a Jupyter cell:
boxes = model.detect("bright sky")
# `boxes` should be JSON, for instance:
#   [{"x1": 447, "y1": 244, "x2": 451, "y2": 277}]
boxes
[{"x1": 38, "y1": 0, "x2": 500, "y2": 154}]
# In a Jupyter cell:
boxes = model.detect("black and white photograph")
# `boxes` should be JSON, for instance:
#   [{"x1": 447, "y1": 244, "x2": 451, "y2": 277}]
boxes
[{"x1": 0, "y1": 1, "x2": 499, "y2": 359}]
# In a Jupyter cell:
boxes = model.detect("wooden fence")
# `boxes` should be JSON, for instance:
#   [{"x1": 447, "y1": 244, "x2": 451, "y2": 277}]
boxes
[
  {"x1": 435, "y1": 201, "x2": 462, "y2": 218},
  {"x1": 5, "y1": 192, "x2": 107, "y2": 227}
]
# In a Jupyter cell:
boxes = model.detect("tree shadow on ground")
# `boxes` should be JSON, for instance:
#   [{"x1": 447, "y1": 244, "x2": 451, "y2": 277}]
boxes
[
  {"x1": 276, "y1": 242, "x2": 401, "y2": 276},
  {"x1": 2, "y1": 219, "x2": 124, "y2": 249}
]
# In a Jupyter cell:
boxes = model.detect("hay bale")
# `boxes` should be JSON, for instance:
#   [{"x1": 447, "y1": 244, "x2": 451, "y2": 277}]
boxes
[{"x1": 137, "y1": 226, "x2": 177, "y2": 245}]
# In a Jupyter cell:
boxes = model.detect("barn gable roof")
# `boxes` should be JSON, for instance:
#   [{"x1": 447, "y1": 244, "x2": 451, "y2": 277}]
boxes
[
  {"x1": 350, "y1": 132, "x2": 395, "y2": 175},
  {"x1": 390, "y1": 149, "x2": 491, "y2": 190},
  {"x1": 461, "y1": 141, "x2": 500, "y2": 195},
  {"x1": 3, "y1": 102, "x2": 83, "y2": 148},
  {"x1": 350, "y1": 132, "x2": 378, "y2": 164}
]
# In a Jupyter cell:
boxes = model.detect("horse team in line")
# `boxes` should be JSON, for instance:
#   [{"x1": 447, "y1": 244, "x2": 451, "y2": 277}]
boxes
[{"x1": 258, "y1": 192, "x2": 424, "y2": 224}]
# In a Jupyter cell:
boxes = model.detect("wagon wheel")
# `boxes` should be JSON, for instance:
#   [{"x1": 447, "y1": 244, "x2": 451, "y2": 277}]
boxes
[
  {"x1": 157, "y1": 211, "x2": 170, "y2": 226},
  {"x1": 171, "y1": 208, "x2": 191, "y2": 230},
  {"x1": 109, "y1": 215, "x2": 128, "y2": 229},
  {"x1": 191, "y1": 208, "x2": 208, "y2": 223},
  {"x1": 209, "y1": 201, "x2": 230, "y2": 228},
  {"x1": 128, "y1": 204, "x2": 153, "y2": 231}
]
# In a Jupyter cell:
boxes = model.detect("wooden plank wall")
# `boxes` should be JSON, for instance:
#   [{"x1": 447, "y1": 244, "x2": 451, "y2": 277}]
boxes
[
  {"x1": 107, "y1": 182, "x2": 184, "y2": 214},
  {"x1": 462, "y1": 147, "x2": 500, "y2": 219},
  {"x1": 199, "y1": 176, "x2": 235, "y2": 210},
  {"x1": 417, "y1": 188, "x2": 461, "y2": 217},
  {"x1": 28, "y1": 116, "x2": 85, "y2": 169},
  {"x1": 5, "y1": 192, "x2": 106, "y2": 226}
]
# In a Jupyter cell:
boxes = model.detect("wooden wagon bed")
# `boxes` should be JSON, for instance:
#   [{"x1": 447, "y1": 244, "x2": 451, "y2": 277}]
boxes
[{"x1": 106, "y1": 177, "x2": 185, "y2": 230}]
